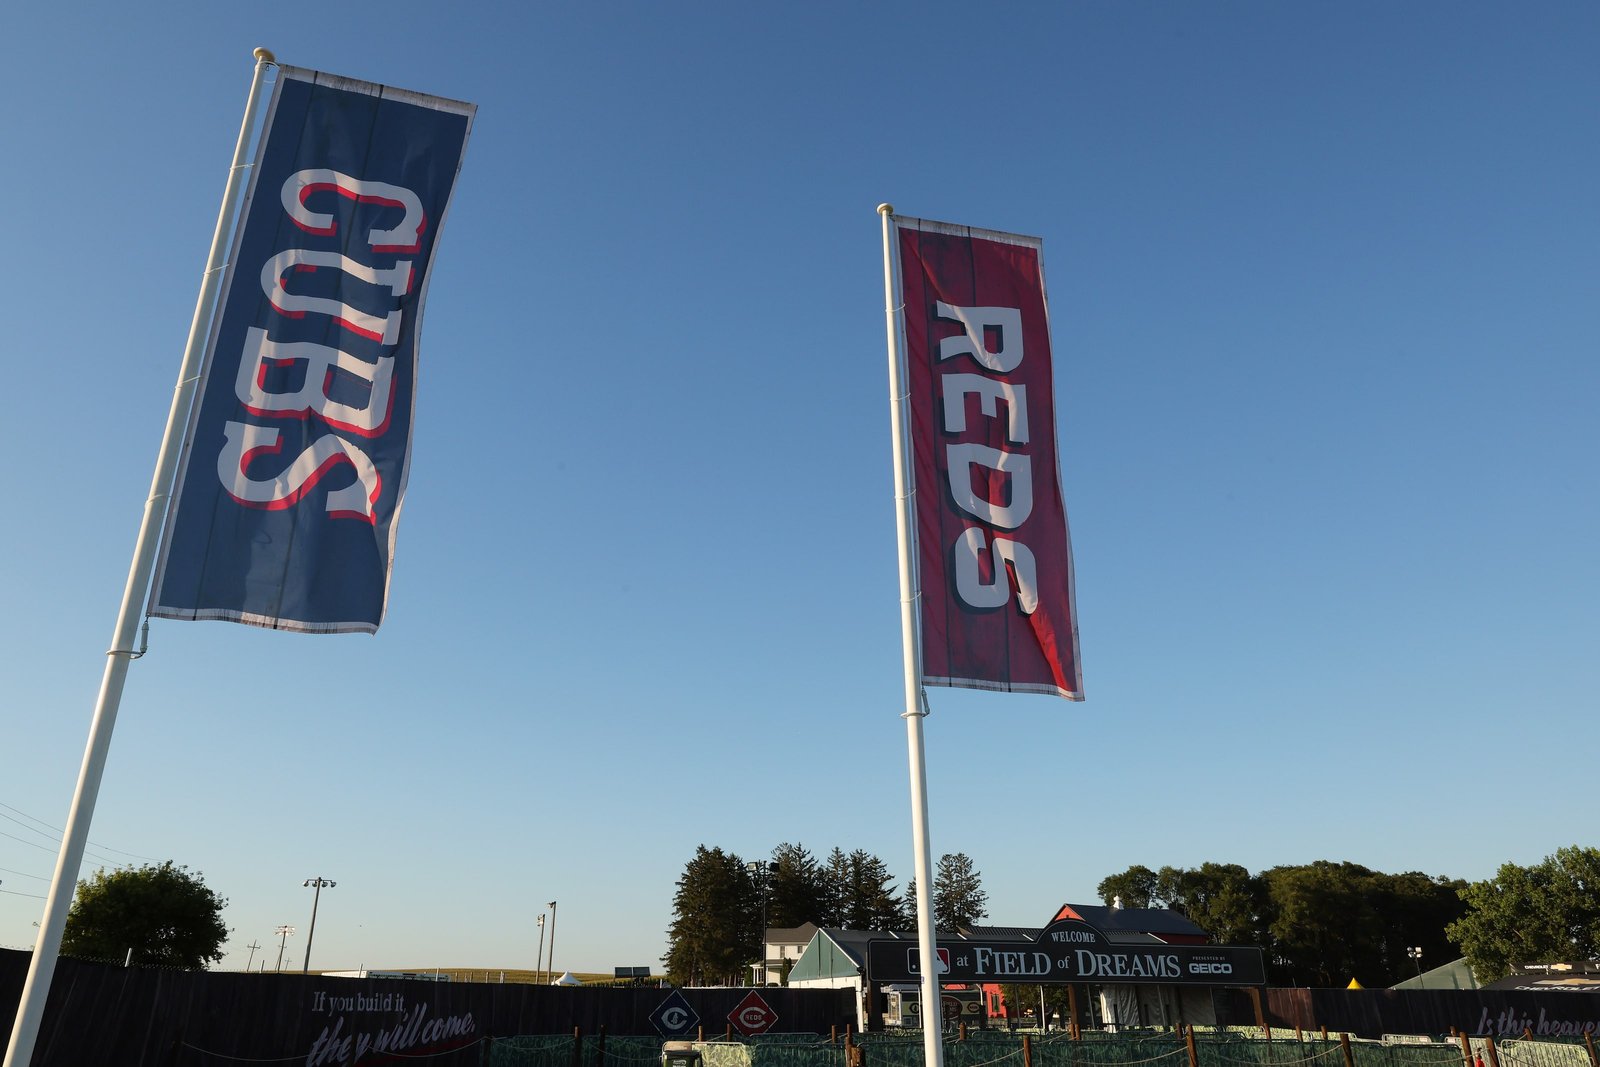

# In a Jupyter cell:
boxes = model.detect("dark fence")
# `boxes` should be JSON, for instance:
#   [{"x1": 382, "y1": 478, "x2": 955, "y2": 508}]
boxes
[
  {"x1": 1215, "y1": 988, "x2": 1600, "y2": 1041},
  {"x1": 0, "y1": 948, "x2": 854, "y2": 1065},
  {"x1": 486, "y1": 1030, "x2": 1600, "y2": 1067},
  {"x1": 7, "y1": 949, "x2": 1600, "y2": 1066}
]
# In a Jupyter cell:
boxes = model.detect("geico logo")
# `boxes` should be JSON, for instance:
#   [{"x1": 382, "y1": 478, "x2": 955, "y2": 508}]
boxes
[{"x1": 1188, "y1": 963, "x2": 1233, "y2": 975}]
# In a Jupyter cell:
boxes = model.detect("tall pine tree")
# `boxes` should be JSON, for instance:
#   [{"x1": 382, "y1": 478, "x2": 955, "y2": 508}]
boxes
[
  {"x1": 821, "y1": 848, "x2": 904, "y2": 930},
  {"x1": 768, "y1": 843, "x2": 827, "y2": 929},
  {"x1": 934, "y1": 852, "x2": 988, "y2": 930},
  {"x1": 904, "y1": 853, "x2": 989, "y2": 931},
  {"x1": 664, "y1": 845, "x2": 756, "y2": 985}
]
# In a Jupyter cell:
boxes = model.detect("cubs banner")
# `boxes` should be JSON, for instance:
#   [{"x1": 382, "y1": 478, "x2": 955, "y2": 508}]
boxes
[
  {"x1": 151, "y1": 66, "x2": 474, "y2": 633},
  {"x1": 891, "y1": 216, "x2": 1083, "y2": 698}
]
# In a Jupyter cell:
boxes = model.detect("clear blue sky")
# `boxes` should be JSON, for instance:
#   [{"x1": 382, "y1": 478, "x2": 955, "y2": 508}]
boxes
[{"x1": 2, "y1": 1, "x2": 1596, "y2": 977}]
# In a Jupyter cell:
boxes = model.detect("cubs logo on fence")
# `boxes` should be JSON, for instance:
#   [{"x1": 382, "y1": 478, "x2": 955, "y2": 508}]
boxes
[{"x1": 650, "y1": 991, "x2": 700, "y2": 1037}]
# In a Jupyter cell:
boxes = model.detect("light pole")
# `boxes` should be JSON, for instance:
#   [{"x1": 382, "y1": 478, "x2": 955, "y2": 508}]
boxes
[
  {"x1": 747, "y1": 861, "x2": 775, "y2": 985},
  {"x1": 275, "y1": 926, "x2": 295, "y2": 972},
  {"x1": 1407, "y1": 946, "x2": 1424, "y2": 987},
  {"x1": 546, "y1": 901, "x2": 557, "y2": 982},
  {"x1": 302, "y1": 878, "x2": 336, "y2": 975},
  {"x1": 535, "y1": 914, "x2": 546, "y2": 984}
]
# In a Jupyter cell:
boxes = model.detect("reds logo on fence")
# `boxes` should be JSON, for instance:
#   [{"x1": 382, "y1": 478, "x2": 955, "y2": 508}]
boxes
[{"x1": 728, "y1": 991, "x2": 778, "y2": 1036}]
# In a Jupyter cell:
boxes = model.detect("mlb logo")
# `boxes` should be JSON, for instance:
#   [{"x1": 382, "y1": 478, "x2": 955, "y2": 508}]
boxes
[{"x1": 908, "y1": 947, "x2": 951, "y2": 975}]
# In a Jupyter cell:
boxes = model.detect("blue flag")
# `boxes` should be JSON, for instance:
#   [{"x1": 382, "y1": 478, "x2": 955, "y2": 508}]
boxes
[{"x1": 151, "y1": 66, "x2": 473, "y2": 633}]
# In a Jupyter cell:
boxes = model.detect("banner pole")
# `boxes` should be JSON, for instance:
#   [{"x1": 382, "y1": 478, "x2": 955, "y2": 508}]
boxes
[
  {"x1": 878, "y1": 204, "x2": 945, "y2": 1067},
  {"x1": 3, "y1": 48, "x2": 278, "y2": 1067}
]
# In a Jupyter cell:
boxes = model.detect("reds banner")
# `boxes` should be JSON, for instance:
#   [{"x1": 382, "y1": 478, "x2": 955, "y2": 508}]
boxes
[
  {"x1": 151, "y1": 66, "x2": 474, "y2": 633},
  {"x1": 891, "y1": 216, "x2": 1082, "y2": 698}
]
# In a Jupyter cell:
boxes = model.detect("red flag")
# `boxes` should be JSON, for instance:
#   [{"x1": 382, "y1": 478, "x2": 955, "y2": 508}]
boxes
[{"x1": 892, "y1": 217, "x2": 1083, "y2": 699}]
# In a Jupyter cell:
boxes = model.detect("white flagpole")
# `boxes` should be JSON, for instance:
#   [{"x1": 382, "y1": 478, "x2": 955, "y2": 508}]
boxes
[
  {"x1": 4, "y1": 48, "x2": 278, "y2": 1067},
  {"x1": 878, "y1": 204, "x2": 945, "y2": 1067}
]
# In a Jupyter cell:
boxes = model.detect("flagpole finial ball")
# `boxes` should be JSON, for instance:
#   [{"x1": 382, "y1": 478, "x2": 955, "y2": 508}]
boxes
[
  {"x1": 254, "y1": 47, "x2": 277, "y2": 64},
  {"x1": 877, "y1": 203, "x2": 895, "y2": 216}
]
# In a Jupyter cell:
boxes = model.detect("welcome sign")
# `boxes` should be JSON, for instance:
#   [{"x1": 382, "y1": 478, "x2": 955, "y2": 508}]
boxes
[{"x1": 867, "y1": 914, "x2": 1265, "y2": 987}]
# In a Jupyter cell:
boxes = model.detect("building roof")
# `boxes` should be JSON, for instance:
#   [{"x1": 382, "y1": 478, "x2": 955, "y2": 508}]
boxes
[
  {"x1": 1480, "y1": 962, "x2": 1600, "y2": 993},
  {"x1": 1391, "y1": 957, "x2": 1480, "y2": 991},
  {"x1": 1052, "y1": 903, "x2": 1211, "y2": 942},
  {"x1": 962, "y1": 925, "x2": 1037, "y2": 942},
  {"x1": 786, "y1": 927, "x2": 1005, "y2": 982},
  {"x1": 787, "y1": 928, "x2": 874, "y2": 982}
]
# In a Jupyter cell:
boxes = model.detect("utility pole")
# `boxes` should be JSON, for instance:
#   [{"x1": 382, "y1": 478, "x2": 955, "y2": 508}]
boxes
[
  {"x1": 547, "y1": 901, "x2": 558, "y2": 981},
  {"x1": 535, "y1": 913, "x2": 546, "y2": 984},
  {"x1": 746, "y1": 861, "x2": 777, "y2": 984},
  {"x1": 243, "y1": 940, "x2": 261, "y2": 972}
]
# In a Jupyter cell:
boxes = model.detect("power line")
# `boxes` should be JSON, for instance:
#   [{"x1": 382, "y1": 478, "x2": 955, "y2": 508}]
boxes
[
  {"x1": 0, "y1": 803, "x2": 59, "y2": 830},
  {"x1": 0, "y1": 829, "x2": 64, "y2": 855},
  {"x1": 0, "y1": 828, "x2": 127, "y2": 872},
  {"x1": 0, "y1": 799, "x2": 161, "y2": 864},
  {"x1": 0, "y1": 811, "x2": 60, "y2": 844},
  {"x1": 0, "y1": 865, "x2": 49, "y2": 881},
  {"x1": 0, "y1": 887, "x2": 47, "y2": 900}
]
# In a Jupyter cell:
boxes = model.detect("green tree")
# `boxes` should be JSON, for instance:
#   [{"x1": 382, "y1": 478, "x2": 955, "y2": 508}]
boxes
[
  {"x1": 933, "y1": 852, "x2": 988, "y2": 930},
  {"x1": 1261, "y1": 861, "x2": 1457, "y2": 987},
  {"x1": 1094, "y1": 859, "x2": 1465, "y2": 987},
  {"x1": 1160, "y1": 862, "x2": 1267, "y2": 947},
  {"x1": 1096, "y1": 865, "x2": 1158, "y2": 909},
  {"x1": 1380, "y1": 870, "x2": 1468, "y2": 983},
  {"x1": 1447, "y1": 846, "x2": 1600, "y2": 983},
  {"x1": 62, "y1": 861, "x2": 228, "y2": 969},
  {"x1": 848, "y1": 850, "x2": 905, "y2": 931},
  {"x1": 900, "y1": 878, "x2": 919, "y2": 929},
  {"x1": 822, "y1": 848, "x2": 903, "y2": 931},
  {"x1": 1103, "y1": 863, "x2": 1266, "y2": 950},
  {"x1": 664, "y1": 845, "x2": 756, "y2": 985},
  {"x1": 1262, "y1": 861, "x2": 1382, "y2": 986},
  {"x1": 820, "y1": 848, "x2": 851, "y2": 927},
  {"x1": 768, "y1": 842, "x2": 826, "y2": 929}
]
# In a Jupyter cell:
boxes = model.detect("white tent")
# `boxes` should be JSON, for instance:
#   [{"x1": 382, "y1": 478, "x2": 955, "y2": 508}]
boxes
[{"x1": 552, "y1": 971, "x2": 582, "y2": 986}]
